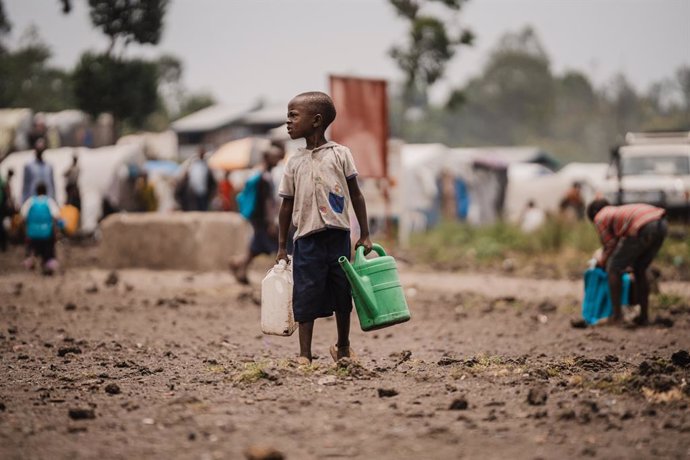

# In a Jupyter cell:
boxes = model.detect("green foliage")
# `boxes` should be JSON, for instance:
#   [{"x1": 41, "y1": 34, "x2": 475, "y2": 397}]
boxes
[
  {"x1": 388, "y1": 0, "x2": 472, "y2": 109},
  {"x1": 410, "y1": 218, "x2": 600, "y2": 266},
  {"x1": 73, "y1": 52, "x2": 158, "y2": 129},
  {"x1": 0, "y1": 0, "x2": 11, "y2": 39},
  {"x1": 393, "y1": 27, "x2": 690, "y2": 163},
  {"x1": 88, "y1": 0, "x2": 169, "y2": 54},
  {"x1": 0, "y1": 28, "x2": 74, "y2": 111},
  {"x1": 177, "y1": 92, "x2": 216, "y2": 119}
]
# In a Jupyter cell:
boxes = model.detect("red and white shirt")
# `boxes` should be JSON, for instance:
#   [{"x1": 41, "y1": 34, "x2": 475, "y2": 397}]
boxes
[{"x1": 594, "y1": 204, "x2": 665, "y2": 266}]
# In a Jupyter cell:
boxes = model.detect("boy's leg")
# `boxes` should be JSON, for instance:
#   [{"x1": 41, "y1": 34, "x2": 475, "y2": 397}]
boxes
[
  {"x1": 335, "y1": 310, "x2": 351, "y2": 359},
  {"x1": 298, "y1": 321, "x2": 314, "y2": 361},
  {"x1": 330, "y1": 230, "x2": 353, "y2": 359}
]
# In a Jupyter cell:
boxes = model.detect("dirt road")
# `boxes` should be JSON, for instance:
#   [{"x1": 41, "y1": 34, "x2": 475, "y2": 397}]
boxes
[{"x1": 1, "y1": 248, "x2": 689, "y2": 459}]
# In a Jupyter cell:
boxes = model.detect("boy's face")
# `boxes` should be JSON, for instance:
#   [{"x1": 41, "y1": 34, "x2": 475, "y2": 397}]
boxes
[{"x1": 286, "y1": 97, "x2": 318, "y2": 140}]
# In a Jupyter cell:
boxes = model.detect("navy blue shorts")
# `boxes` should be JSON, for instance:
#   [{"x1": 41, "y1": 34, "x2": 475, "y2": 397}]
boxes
[{"x1": 292, "y1": 229, "x2": 352, "y2": 323}]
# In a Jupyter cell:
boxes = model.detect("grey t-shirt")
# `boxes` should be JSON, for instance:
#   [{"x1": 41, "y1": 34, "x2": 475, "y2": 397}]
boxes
[{"x1": 278, "y1": 141, "x2": 358, "y2": 240}]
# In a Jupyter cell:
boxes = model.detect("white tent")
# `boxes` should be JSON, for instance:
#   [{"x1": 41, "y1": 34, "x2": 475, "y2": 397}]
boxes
[
  {"x1": 504, "y1": 162, "x2": 609, "y2": 222},
  {"x1": 0, "y1": 144, "x2": 146, "y2": 233},
  {"x1": 397, "y1": 143, "x2": 448, "y2": 245}
]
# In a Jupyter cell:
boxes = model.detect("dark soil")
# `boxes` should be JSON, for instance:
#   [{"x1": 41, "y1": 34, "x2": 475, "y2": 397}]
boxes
[{"x1": 1, "y1": 244, "x2": 689, "y2": 459}]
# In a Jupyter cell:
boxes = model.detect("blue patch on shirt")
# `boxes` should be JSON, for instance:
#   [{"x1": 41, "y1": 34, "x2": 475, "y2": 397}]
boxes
[{"x1": 328, "y1": 192, "x2": 345, "y2": 214}]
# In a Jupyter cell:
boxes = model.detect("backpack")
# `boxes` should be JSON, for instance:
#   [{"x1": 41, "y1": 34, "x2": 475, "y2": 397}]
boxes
[
  {"x1": 26, "y1": 196, "x2": 54, "y2": 239},
  {"x1": 236, "y1": 172, "x2": 262, "y2": 219}
]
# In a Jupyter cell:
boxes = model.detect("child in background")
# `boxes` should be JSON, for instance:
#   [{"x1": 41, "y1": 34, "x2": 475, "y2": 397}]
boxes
[
  {"x1": 21, "y1": 182, "x2": 61, "y2": 275},
  {"x1": 276, "y1": 91, "x2": 372, "y2": 365}
]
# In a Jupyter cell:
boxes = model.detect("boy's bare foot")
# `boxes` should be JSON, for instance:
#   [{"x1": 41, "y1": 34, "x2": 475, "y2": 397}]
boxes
[
  {"x1": 330, "y1": 344, "x2": 357, "y2": 362},
  {"x1": 294, "y1": 356, "x2": 311, "y2": 367}
]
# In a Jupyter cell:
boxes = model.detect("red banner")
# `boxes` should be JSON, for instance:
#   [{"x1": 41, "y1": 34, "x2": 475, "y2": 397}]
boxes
[{"x1": 329, "y1": 75, "x2": 388, "y2": 179}]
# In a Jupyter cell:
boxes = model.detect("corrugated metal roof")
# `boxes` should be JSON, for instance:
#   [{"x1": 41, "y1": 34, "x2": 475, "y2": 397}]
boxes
[
  {"x1": 239, "y1": 104, "x2": 286, "y2": 125},
  {"x1": 171, "y1": 104, "x2": 249, "y2": 133}
]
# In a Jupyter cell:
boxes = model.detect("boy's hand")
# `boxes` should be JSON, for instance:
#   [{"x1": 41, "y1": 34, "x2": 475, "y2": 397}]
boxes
[
  {"x1": 276, "y1": 248, "x2": 289, "y2": 265},
  {"x1": 355, "y1": 236, "x2": 372, "y2": 255}
]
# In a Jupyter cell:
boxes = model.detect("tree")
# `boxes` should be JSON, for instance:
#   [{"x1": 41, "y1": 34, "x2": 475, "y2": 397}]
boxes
[
  {"x1": 459, "y1": 27, "x2": 556, "y2": 142},
  {"x1": 73, "y1": 52, "x2": 158, "y2": 130},
  {"x1": 388, "y1": 0, "x2": 474, "y2": 111},
  {"x1": 88, "y1": 0, "x2": 169, "y2": 55},
  {"x1": 0, "y1": 26, "x2": 74, "y2": 111},
  {"x1": 177, "y1": 93, "x2": 216, "y2": 119}
]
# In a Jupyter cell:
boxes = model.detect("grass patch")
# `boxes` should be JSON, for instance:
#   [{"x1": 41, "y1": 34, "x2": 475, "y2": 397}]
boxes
[
  {"x1": 234, "y1": 361, "x2": 270, "y2": 384},
  {"x1": 409, "y1": 218, "x2": 689, "y2": 279},
  {"x1": 655, "y1": 293, "x2": 686, "y2": 311}
]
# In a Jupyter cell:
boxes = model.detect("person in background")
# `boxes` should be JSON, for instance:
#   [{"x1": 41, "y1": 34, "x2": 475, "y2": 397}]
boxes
[
  {"x1": 186, "y1": 145, "x2": 216, "y2": 211},
  {"x1": 217, "y1": 171, "x2": 237, "y2": 212},
  {"x1": 64, "y1": 153, "x2": 81, "y2": 210},
  {"x1": 560, "y1": 181, "x2": 585, "y2": 221},
  {"x1": 22, "y1": 138, "x2": 56, "y2": 204},
  {"x1": 134, "y1": 172, "x2": 158, "y2": 212},
  {"x1": 520, "y1": 199, "x2": 546, "y2": 233},
  {"x1": 230, "y1": 147, "x2": 284, "y2": 284},
  {"x1": 586, "y1": 199, "x2": 667, "y2": 326},
  {"x1": 0, "y1": 169, "x2": 15, "y2": 252},
  {"x1": 20, "y1": 182, "x2": 61, "y2": 275}
]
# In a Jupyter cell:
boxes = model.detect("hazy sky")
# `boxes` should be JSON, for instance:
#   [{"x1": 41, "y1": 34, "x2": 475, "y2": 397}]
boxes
[{"x1": 5, "y1": 0, "x2": 690, "y2": 109}]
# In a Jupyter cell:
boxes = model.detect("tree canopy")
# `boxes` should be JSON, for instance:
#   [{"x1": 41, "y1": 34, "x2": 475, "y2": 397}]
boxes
[
  {"x1": 88, "y1": 0, "x2": 169, "y2": 55},
  {"x1": 394, "y1": 26, "x2": 690, "y2": 162},
  {"x1": 388, "y1": 0, "x2": 474, "y2": 109}
]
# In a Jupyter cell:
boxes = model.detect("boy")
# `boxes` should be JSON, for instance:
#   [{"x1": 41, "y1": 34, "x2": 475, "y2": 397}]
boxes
[
  {"x1": 276, "y1": 91, "x2": 372, "y2": 364},
  {"x1": 20, "y1": 182, "x2": 61, "y2": 275},
  {"x1": 586, "y1": 199, "x2": 667, "y2": 326}
]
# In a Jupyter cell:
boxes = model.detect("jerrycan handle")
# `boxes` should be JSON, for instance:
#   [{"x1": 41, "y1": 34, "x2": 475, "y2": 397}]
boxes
[{"x1": 354, "y1": 243, "x2": 387, "y2": 266}]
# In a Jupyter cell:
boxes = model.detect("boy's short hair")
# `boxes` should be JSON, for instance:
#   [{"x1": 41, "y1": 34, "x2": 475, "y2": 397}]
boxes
[
  {"x1": 35, "y1": 182, "x2": 47, "y2": 195},
  {"x1": 296, "y1": 91, "x2": 337, "y2": 129},
  {"x1": 586, "y1": 198, "x2": 610, "y2": 222}
]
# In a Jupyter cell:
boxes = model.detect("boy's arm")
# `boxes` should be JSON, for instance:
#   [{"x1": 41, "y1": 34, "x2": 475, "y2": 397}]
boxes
[
  {"x1": 276, "y1": 197, "x2": 293, "y2": 263},
  {"x1": 347, "y1": 177, "x2": 372, "y2": 254}
]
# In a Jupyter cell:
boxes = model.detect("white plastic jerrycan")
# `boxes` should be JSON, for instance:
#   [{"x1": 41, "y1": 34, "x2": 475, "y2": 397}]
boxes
[{"x1": 261, "y1": 259, "x2": 297, "y2": 336}]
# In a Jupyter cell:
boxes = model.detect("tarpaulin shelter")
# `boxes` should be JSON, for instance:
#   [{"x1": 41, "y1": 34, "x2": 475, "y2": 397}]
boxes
[
  {"x1": 504, "y1": 162, "x2": 608, "y2": 222},
  {"x1": 0, "y1": 109, "x2": 32, "y2": 157},
  {"x1": 208, "y1": 137, "x2": 271, "y2": 171},
  {"x1": 0, "y1": 144, "x2": 146, "y2": 234},
  {"x1": 397, "y1": 143, "x2": 447, "y2": 245}
]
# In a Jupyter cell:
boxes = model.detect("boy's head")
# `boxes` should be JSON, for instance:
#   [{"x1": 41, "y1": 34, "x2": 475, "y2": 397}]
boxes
[
  {"x1": 286, "y1": 92, "x2": 336, "y2": 140},
  {"x1": 35, "y1": 182, "x2": 47, "y2": 196},
  {"x1": 586, "y1": 198, "x2": 610, "y2": 222}
]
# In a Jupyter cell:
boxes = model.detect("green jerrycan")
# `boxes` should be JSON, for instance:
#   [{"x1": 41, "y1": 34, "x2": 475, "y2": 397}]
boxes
[{"x1": 339, "y1": 243, "x2": 411, "y2": 331}]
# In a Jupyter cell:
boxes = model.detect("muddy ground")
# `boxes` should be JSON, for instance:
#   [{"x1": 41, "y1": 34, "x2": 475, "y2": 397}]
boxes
[{"x1": 1, "y1": 243, "x2": 689, "y2": 460}]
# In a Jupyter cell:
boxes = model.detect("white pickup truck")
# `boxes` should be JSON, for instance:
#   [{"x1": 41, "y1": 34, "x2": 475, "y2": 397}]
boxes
[{"x1": 603, "y1": 132, "x2": 690, "y2": 218}]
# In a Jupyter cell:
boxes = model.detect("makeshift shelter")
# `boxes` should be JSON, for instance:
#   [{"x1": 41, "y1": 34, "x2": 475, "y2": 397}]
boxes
[
  {"x1": 117, "y1": 130, "x2": 178, "y2": 160},
  {"x1": 397, "y1": 143, "x2": 447, "y2": 245},
  {"x1": 0, "y1": 144, "x2": 146, "y2": 234},
  {"x1": 504, "y1": 162, "x2": 608, "y2": 222},
  {"x1": 208, "y1": 137, "x2": 271, "y2": 171},
  {"x1": 172, "y1": 103, "x2": 285, "y2": 159},
  {"x1": 0, "y1": 109, "x2": 33, "y2": 157}
]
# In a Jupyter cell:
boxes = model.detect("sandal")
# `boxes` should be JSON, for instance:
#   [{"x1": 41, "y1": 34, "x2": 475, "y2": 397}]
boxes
[{"x1": 329, "y1": 344, "x2": 357, "y2": 363}]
